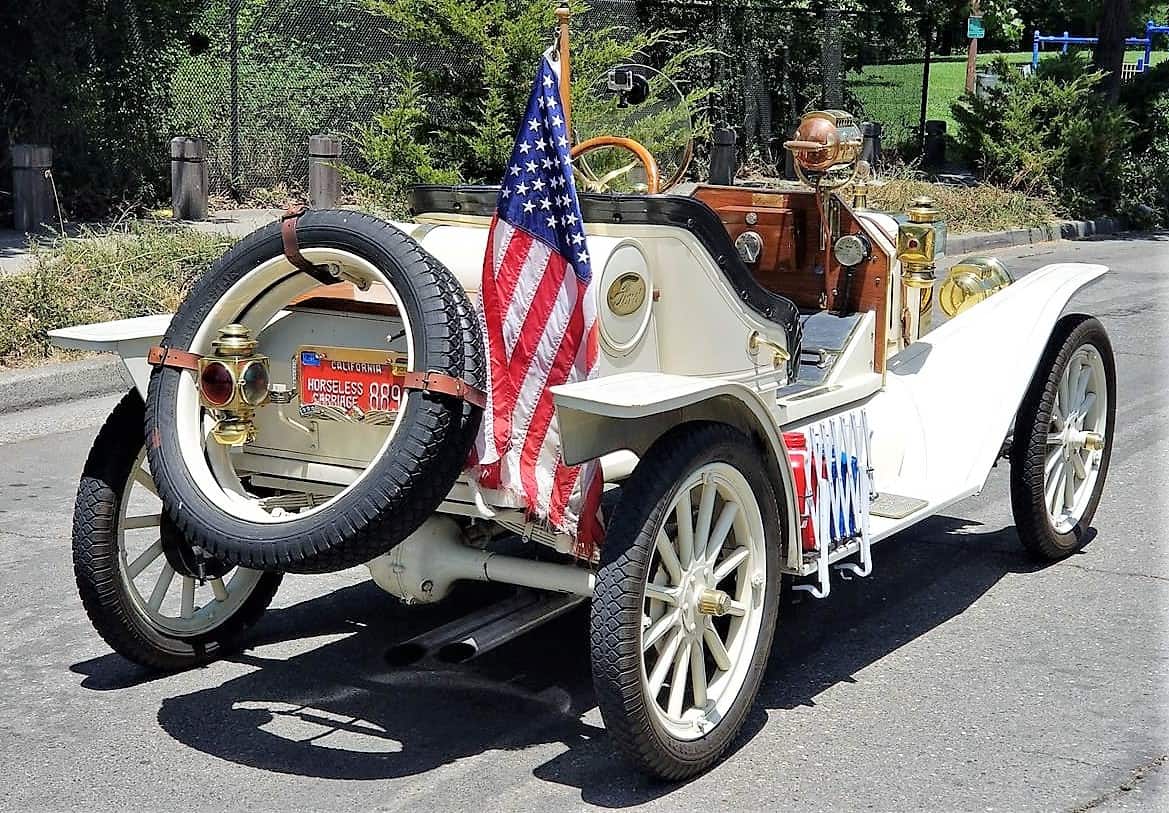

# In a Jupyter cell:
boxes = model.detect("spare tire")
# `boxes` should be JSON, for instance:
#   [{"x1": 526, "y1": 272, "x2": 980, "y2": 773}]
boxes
[{"x1": 145, "y1": 210, "x2": 483, "y2": 573}]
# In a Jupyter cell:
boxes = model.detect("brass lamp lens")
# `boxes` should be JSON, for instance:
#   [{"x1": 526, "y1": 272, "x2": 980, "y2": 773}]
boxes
[
  {"x1": 199, "y1": 361, "x2": 235, "y2": 406},
  {"x1": 240, "y1": 361, "x2": 270, "y2": 406}
]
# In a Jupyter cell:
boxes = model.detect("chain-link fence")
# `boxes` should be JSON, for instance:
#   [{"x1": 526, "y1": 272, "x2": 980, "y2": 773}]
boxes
[{"x1": 168, "y1": 1, "x2": 947, "y2": 197}]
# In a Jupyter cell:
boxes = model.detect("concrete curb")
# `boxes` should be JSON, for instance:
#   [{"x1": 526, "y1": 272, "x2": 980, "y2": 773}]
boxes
[
  {"x1": 0, "y1": 355, "x2": 131, "y2": 413},
  {"x1": 946, "y1": 216, "x2": 1123, "y2": 256}
]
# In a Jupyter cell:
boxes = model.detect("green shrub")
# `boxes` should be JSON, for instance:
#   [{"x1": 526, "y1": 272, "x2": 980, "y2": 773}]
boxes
[
  {"x1": 350, "y1": 0, "x2": 712, "y2": 209},
  {"x1": 0, "y1": 222, "x2": 232, "y2": 366},
  {"x1": 952, "y1": 54, "x2": 1130, "y2": 217},
  {"x1": 1118, "y1": 61, "x2": 1169, "y2": 226}
]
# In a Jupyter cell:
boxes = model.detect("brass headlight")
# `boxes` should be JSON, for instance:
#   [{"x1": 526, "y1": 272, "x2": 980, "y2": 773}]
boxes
[{"x1": 939, "y1": 256, "x2": 1014, "y2": 316}]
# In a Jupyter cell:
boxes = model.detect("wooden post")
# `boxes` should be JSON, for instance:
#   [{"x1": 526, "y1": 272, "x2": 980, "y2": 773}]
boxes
[
  {"x1": 11, "y1": 145, "x2": 55, "y2": 234},
  {"x1": 556, "y1": 3, "x2": 572, "y2": 144},
  {"x1": 170, "y1": 137, "x2": 209, "y2": 221},
  {"x1": 965, "y1": 0, "x2": 981, "y2": 94},
  {"x1": 308, "y1": 135, "x2": 342, "y2": 209}
]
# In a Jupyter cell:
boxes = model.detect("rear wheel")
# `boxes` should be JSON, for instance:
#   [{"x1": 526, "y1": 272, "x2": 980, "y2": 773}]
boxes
[
  {"x1": 1010, "y1": 317, "x2": 1116, "y2": 560},
  {"x1": 591, "y1": 423, "x2": 781, "y2": 779},
  {"x1": 74, "y1": 390, "x2": 281, "y2": 670}
]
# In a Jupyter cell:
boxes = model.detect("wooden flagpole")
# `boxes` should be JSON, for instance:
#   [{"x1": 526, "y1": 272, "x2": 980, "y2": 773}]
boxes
[{"x1": 556, "y1": 2, "x2": 572, "y2": 145}]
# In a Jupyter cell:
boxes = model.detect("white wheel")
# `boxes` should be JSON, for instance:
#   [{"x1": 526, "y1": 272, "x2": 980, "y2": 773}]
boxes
[
  {"x1": 1011, "y1": 318, "x2": 1116, "y2": 560},
  {"x1": 640, "y1": 461, "x2": 768, "y2": 741},
  {"x1": 1044, "y1": 343, "x2": 1109, "y2": 533},
  {"x1": 74, "y1": 391, "x2": 281, "y2": 670},
  {"x1": 117, "y1": 450, "x2": 265, "y2": 637},
  {"x1": 591, "y1": 424, "x2": 781, "y2": 779}
]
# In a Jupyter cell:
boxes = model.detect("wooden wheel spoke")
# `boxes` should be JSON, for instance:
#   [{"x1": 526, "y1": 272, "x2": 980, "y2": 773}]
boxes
[
  {"x1": 126, "y1": 539, "x2": 164, "y2": 579},
  {"x1": 645, "y1": 582, "x2": 679, "y2": 607},
  {"x1": 667, "y1": 640, "x2": 692, "y2": 719},
  {"x1": 180, "y1": 576, "x2": 196, "y2": 619},
  {"x1": 210, "y1": 577, "x2": 229, "y2": 602},
  {"x1": 123, "y1": 513, "x2": 162, "y2": 530},
  {"x1": 674, "y1": 489, "x2": 695, "y2": 569},
  {"x1": 690, "y1": 638, "x2": 708, "y2": 709},
  {"x1": 1046, "y1": 459, "x2": 1065, "y2": 515},
  {"x1": 694, "y1": 478, "x2": 717, "y2": 556},
  {"x1": 643, "y1": 609, "x2": 681, "y2": 651},
  {"x1": 133, "y1": 465, "x2": 159, "y2": 497},
  {"x1": 714, "y1": 546, "x2": 750, "y2": 583},
  {"x1": 703, "y1": 621, "x2": 732, "y2": 671},
  {"x1": 648, "y1": 629, "x2": 684, "y2": 696},
  {"x1": 705, "y1": 502, "x2": 739, "y2": 562},
  {"x1": 1070, "y1": 449, "x2": 1087, "y2": 480},
  {"x1": 655, "y1": 530, "x2": 683, "y2": 584},
  {"x1": 148, "y1": 564, "x2": 176, "y2": 612}
]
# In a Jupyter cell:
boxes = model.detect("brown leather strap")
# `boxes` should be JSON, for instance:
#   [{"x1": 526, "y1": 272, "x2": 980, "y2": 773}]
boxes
[
  {"x1": 147, "y1": 345, "x2": 201, "y2": 372},
  {"x1": 281, "y1": 205, "x2": 327, "y2": 277},
  {"x1": 402, "y1": 371, "x2": 487, "y2": 409}
]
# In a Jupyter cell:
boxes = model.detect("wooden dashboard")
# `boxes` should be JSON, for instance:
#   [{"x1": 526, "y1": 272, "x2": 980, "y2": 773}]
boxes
[{"x1": 690, "y1": 185, "x2": 893, "y2": 371}]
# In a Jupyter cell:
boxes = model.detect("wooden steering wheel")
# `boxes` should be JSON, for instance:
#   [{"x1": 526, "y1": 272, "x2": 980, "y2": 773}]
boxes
[{"x1": 570, "y1": 136, "x2": 661, "y2": 195}]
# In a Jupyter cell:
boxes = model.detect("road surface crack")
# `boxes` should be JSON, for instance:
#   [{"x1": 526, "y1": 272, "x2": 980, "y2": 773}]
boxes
[{"x1": 1068, "y1": 753, "x2": 1167, "y2": 812}]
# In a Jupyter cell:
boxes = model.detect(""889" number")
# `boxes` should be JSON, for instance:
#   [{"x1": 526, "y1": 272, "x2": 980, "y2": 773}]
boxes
[{"x1": 368, "y1": 382, "x2": 403, "y2": 412}]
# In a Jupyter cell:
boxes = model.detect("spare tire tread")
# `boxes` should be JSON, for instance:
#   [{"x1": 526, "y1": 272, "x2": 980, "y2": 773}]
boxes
[{"x1": 146, "y1": 210, "x2": 483, "y2": 573}]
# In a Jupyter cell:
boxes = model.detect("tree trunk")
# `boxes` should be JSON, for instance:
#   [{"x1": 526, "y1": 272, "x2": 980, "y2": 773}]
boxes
[{"x1": 1093, "y1": 0, "x2": 1132, "y2": 102}]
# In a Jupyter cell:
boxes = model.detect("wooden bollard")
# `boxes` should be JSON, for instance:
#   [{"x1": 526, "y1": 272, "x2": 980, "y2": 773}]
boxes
[
  {"x1": 170, "y1": 137, "x2": 208, "y2": 221},
  {"x1": 308, "y1": 135, "x2": 342, "y2": 209},
  {"x1": 11, "y1": 145, "x2": 55, "y2": 234}
]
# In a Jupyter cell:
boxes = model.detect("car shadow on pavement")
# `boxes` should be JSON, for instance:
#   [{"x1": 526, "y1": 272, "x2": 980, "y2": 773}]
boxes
[{"x1": 70, "y1": 513, "x2": 1080, "y2": 807}]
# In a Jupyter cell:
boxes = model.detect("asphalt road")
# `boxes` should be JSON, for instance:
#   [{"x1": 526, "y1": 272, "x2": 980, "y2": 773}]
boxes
[{"x1": 2, "y1": 233, "x2": 1167, "y2": 812}]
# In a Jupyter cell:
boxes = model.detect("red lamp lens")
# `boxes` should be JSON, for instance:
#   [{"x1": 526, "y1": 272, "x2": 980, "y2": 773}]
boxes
[
  {"x1": 240, "y1": 361, "x2": 270, "y2": 405},
  {"x1": 199, "y1": 361, "x2": 235, "y2": 406}
]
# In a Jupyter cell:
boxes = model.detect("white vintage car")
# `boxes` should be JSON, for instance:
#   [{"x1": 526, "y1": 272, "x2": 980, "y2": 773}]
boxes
[{"x1": 52, "y1": 100, "x2": 1114, "y2": 779}]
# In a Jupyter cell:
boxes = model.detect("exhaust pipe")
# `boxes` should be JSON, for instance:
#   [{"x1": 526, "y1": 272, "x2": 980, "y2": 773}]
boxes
[
  {"x1": 384, "y1": 591, "x2": 542, "y2": 667},
  {"x1": 436, "y1": 592, "x2": 585, "y2": 664}
]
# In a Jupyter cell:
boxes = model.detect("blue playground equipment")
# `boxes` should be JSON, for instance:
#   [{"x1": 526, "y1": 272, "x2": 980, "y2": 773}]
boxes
[{"x1": 1032, "y1": 21, "x2": 1167, "y2": 73}]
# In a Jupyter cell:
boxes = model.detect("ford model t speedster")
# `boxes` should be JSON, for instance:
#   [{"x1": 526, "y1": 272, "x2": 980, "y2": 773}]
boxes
[{"x1": 51, "y1": 12, "x2": 1114, "y2": 780}]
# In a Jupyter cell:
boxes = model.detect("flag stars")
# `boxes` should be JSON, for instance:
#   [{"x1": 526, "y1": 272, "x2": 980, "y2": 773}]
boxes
[
  {"x1": 577, "y1": 249, "x2": 589, "y2": 264},
  {"x1": 557, "y1": 135, "x2": 568, "y2": 148},
  {"x1": 522, "y1": 200, "x2": 536, "y2": 214},
  {"x1": 525, "y1": 160, "x2": 537, "y2": 173},
  {"x1": 534, "y1": 137, "x2": 547, "y2": 151},
  {"x1": 550, "y1": 114, "x2": 563, "y2": 128},
  {"x1": 571, "y1": 232, "x2": 584, "y2": 246},
  {"x1": 531, "y1": 178, "x2": 546, "y2": 191},
  {"x1": 518, "y1": 141, "x2": 531, "y2": 154},
  {"x1": 546, "y1": 215, "x2": 558, "y2": 228},
  {"x1": 528, "y1": 117, "x2": 540, "y2": 131},
  {"x1": 541, "y1": 157, "x2": 553, "y2": 169},
  {"x1": 543, "y1": 74, "x2": 553, "y2": 87},
  {"x1": 546, "y1": 96, "x2": 558, "y2": 109},
  {"x1": 510, "y1": 164, "x2": 521, "y2": 176},
  {"x1": 539, "y1": 197, "x2": 552, "y2": 210},
  {"x1": 515, "y1": 181, "x2": 528, "y2": 196}
]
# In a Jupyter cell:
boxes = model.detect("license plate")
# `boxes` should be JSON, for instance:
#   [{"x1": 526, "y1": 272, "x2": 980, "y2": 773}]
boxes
[{"x1": 296, "y1": 346, "x2": 406, "y2": 422}]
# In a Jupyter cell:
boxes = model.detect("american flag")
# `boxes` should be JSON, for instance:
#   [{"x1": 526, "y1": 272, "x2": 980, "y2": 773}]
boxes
[{"x1": 472, "y1": 48, "x2": 605, "y2": 553}]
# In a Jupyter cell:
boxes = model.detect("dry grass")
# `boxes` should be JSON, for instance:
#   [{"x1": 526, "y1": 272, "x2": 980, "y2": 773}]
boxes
[
  {"x1": 0, "y1": 221, "x2": 233, "y2": 367},
  {"x1": 865, "y1": 177, "x2": 1057, "y2": 232}
]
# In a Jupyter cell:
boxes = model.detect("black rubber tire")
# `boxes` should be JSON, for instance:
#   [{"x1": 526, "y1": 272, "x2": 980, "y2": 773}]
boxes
[
  {"x1": 590, "y1": 422, "x2": 782, "y2": 780},
  {"x1": 1010, "y1": 317, "x2": 1116, "y2": 560},
  {"x1": 74, "y1": 390, "x2": 282, "y2": 671},
  {"x1": 146, "y1": 210, "x2": 482, "y2": 573}
]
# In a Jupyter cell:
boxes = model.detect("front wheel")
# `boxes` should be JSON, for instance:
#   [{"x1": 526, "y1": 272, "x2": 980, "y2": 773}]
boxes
[
  {"x1": 590, "y1": 423, "x2": 781, "y2": 779},
  {"x1": 1010, "y1": 317, "x2": 1116, "y2": 560},
  {"x1": 73, "y1": 390, "x2": 282, "y2": 671}
]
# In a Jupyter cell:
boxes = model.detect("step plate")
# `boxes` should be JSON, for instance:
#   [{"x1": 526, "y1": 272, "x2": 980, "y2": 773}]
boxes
[{"x1": 870, "y1": 492, "x2": 929, "y2": 519}]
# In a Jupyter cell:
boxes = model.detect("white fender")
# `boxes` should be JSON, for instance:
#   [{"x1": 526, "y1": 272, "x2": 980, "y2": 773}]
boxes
[
  {"x1": 863, "y1": 261, "x2": 1108, "y2": 538},
  {"x1": 552, "y1": 372, "x2": 803, "y2": 570}
]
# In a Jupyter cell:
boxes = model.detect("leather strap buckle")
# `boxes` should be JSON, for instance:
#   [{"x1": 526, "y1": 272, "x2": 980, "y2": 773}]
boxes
[
  {"x1": 147, "y1": 345, "x2": 201, "y2": 372},
  {"x1": 401, "y1": 370, "x2": 487, "y2": 409}
]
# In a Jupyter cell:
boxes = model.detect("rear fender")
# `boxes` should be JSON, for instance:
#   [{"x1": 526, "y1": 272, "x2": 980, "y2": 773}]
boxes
[
  {"x1": 552, "y1": 373, "x2": 802, "y2": 570},
  {"x1": 49, "y1": 314, "x2": 172, "y2": 399}
]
